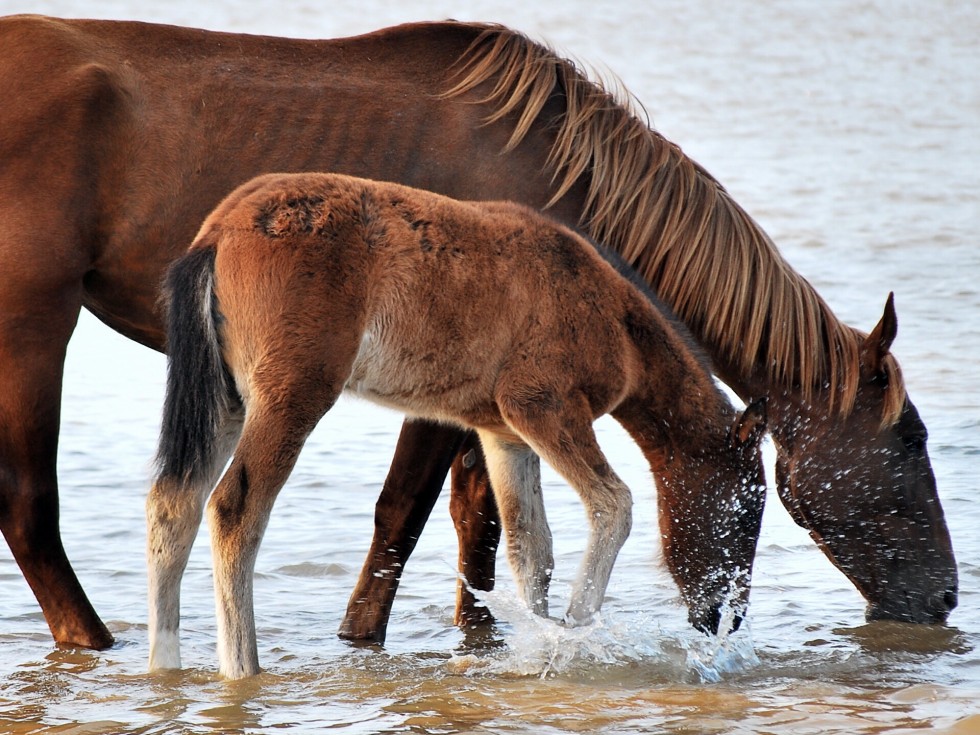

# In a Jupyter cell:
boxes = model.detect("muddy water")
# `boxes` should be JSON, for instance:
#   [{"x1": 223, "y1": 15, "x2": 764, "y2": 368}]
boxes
[{"x1": 1, "y1": 1, "x2": 978, "y2": 733}]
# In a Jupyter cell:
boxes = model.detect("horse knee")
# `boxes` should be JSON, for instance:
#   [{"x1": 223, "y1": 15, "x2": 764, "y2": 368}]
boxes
[
  {"x1": 587, "y1": 479, "x2": 633, "y2": 547},
  {"x1": 449, "y1": 439, "x2": 498, "y2": 536},
  {"x1": 205, "y1": 464, "x2": 249, "y2": 541},
  {"x1": 449, "y1": 443, "x2": 491, "y2": 523},
  {"x1": 146, "y1": 480, "x2": 202, "y2": 557}
]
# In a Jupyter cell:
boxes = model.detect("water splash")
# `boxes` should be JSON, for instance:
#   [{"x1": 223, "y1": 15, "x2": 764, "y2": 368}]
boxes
[
  {"x1": 447, "y1": 588, "x2": 758, "y2": 683},
  {"x1": 683, "y1": 614, "x2": 760, "y2": 683}
]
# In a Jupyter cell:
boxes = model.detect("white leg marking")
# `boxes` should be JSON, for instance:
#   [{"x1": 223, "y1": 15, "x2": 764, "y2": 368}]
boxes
[
  {"x1": 146, "y1": 417, "x2": 241, "y2": 673},
  {"x1": 210, "y1": 531, "x2": 263, "y2": 680},
  {"x1": 564, "y1": 474, "x2": 633, "y2": 626},
  {"x1": 148, "y1": 630, "x2": 182, "y2": 671},
  {"x1": 146, "y1": 477, "x2": 209, "y2": 672},
  {"x1": 515, "y1": 421, "x2": 633, "y2": 627},
  {"x1": 477, "y1": 432, "x2": 553, "y2": 617}
]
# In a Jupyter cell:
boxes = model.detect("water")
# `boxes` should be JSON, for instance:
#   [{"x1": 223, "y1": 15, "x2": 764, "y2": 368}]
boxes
[{"x1": 1, "y1": 1, "x2": 978, "y2": 732}]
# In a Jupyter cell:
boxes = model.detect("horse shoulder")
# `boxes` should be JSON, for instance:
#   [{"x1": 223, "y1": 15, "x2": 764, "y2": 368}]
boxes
[
  {"x1": 0, "y1": 16, "x2": 147, "y2": 304},
  {"x1": 0, "y1": 16, "x2": 134, "y2": 115}
]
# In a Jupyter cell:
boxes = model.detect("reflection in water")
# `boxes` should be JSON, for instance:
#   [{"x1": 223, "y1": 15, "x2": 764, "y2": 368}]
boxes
[{"x1": 834, "y1": 621, "x2": 973, "y2": 656}]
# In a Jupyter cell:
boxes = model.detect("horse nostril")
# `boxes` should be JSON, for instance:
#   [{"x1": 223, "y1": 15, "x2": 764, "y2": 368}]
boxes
[
  {"x1": 691, "y1": 605, "x2": 722, "y2": 636},
  {"x1": 926, "y1": 586, "x2": 958, "y2": 621},
  {"x1": 691, "y1": 605, "x2": 744, "y2": 636},
  {"x1": 943, "y1": 587, "x2": 958, "y2": 611},
  {"x1": 730, "y1": 613, "x2": 744, "y2": 633}
]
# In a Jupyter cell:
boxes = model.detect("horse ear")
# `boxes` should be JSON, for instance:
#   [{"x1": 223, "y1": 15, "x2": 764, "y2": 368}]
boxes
[
  {"x1": 861, "y1": 292, "x2": 898, "y2": 376},
  {"x1": 732, "y1": 396, "x2": 767, "y2": 446}
]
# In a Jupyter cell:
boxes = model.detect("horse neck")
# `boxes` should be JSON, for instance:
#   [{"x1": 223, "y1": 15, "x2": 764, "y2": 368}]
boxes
[
  {"x1": 595, "y1": 158, "x2": 878, "y2": 441},
  {"x1": 614, "y1": 313, "x2": 736, "y2": 473},
  {"x1": 714, "y1": 362, "x2": 821, "y2": 457},
  {"x1": 698, "y1": 341, "x2": 797, "y2": 429},
  {"x1": 616, "y1": 392, "x2": 733, "y2": 481}
]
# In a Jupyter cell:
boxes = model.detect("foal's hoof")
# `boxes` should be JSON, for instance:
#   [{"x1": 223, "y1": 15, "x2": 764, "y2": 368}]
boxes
[{"x1": 562, "y1": 612, "x2": 594, "y2": 628}]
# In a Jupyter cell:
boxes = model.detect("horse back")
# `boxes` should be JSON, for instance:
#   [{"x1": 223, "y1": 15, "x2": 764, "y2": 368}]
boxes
[
  {"x1": 198, "y1": 173, "x2": 644, "y2": 429},
  {"x1": 0, "y1": 15, "x2": 570, "y2": 348}
]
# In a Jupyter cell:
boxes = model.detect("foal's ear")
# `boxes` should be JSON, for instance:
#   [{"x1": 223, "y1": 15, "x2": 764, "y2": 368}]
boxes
[
  {"x1": 732, "y1": 397, "x2": 768, "y2": 446},
  {"x1": 861, "y1": 292, "x2": 898, "y2": 377}
]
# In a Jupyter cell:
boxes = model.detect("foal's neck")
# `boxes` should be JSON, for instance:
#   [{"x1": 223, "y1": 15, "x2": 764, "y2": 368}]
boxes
[{"x1": 612, "y1": 300, "x2": 734, "y2": 469}]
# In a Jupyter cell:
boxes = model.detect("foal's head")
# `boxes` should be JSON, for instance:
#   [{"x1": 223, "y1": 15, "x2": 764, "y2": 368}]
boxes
[{"x1": 656, "y1": 398, "x2": 769, "y2": 636}]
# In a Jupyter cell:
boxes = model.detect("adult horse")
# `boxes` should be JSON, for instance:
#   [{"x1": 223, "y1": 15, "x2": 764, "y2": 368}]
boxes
[
  {"x1": 0, "y1": 16, "x2": 955, "y2": 651},
  {"x1": 147, "y1": 172, "x2": 767, "y2": 678}
]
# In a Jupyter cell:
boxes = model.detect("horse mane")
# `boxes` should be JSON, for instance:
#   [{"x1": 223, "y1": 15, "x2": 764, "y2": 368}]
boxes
[{"x1": 442, "y1": 24, "x2": 904, "y2": 425}]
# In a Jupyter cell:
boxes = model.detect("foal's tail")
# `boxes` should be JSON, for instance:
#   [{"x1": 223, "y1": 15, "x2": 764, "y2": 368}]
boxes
[{"x1": 154, "y1": 241, "x2": 240, "y2": 487}]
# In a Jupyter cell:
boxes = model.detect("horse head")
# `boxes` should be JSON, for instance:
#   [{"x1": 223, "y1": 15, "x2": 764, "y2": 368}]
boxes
[
  {"x1": 658, "y1": 398, "x2": 769, "y2": 636},
  {"x1": 773, "y1": 294, "x2": 957, "y2": 624}
]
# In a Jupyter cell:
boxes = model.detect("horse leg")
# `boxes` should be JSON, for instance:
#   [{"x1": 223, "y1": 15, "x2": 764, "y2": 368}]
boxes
[
  {"x1": 449, "y1": 432, "x2": 501, "y2": 628},
  {"x1": 146, "y1": 417, "x2": 242, "y2": 671},
  {"x1": 338, "y1": 419, "x2": 466, "y2": 642},
  {"x1": 206, "y1": 403, "x2": 323, "y2": 679},
  {"x1": 500, "y1": 396, "x2": 633, "y2": 626},
  {"x1": 551, "y1": 446, "x2": 633, "y2": 626},
  {"x1": 473, "y1": 431, "x2": 552, "y2": 617},
  {"x1": 0, "y1": 285, "x2": 114, "y2": 650}
]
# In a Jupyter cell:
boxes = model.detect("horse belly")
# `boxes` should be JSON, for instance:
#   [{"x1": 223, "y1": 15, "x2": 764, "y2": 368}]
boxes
[{"x1": 343, "y1": 328, "x2": 502, "y2": 429}]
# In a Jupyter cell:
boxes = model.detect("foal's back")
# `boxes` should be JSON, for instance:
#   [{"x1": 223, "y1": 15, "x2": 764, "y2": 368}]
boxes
[{"x1": 204, "y1": 172, "x2": 650, "y2": 428}]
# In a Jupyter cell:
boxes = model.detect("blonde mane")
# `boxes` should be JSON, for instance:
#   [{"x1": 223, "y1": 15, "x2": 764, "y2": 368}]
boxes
[{"x1": 443, "y1": 25, "x2": 904, "y2": 425}]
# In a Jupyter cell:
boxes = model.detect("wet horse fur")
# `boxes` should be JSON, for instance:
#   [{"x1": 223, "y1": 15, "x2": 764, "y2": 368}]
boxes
[{"x1": 147, "y1": 173, "x2": 767, "y2": 678}]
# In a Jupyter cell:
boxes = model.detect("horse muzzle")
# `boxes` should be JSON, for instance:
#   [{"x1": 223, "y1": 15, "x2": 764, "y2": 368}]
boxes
[
  {"x1": 865, "y1": 581, "x2": 958, "y2": 624},
  {"x1": 690, "y1": 602, "x2": 745, "y2": 636}
]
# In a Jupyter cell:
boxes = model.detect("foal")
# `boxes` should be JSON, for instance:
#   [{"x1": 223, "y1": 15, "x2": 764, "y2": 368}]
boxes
[{"x1": 147, "y1": 172, "x2": 767, "y2": 679}]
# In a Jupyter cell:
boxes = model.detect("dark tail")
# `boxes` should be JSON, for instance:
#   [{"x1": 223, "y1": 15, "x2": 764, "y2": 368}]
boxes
[{"x1": 155, "y1": 243, "x2": 240, "y2": 485}]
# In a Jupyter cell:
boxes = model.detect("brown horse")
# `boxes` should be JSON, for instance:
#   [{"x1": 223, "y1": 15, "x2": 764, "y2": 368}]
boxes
[
  {"x1": 146, "y1": 172, "x2": 768, "y2": 679},
  {"x1": 0, "y1": 16, "x2": 955, "y2": 651}
]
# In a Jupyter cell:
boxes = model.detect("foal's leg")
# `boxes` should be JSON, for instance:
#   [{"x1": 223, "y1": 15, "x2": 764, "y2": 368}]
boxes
[
  {"x1": 146, "y1": 417, "x2": 242, "y2": 671},
  {"x1": 501, "y1": 398, "x2": 633, "y2": 626},
  {"x1": 339, "y1": 420, "x2": 466, "y2": 642},
  {"x1": 474, "y1": 432, "x2": 552, "y2": 617},
  {"x1": 205, "y1": 405, "x2": 321, "y2": 680}
]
